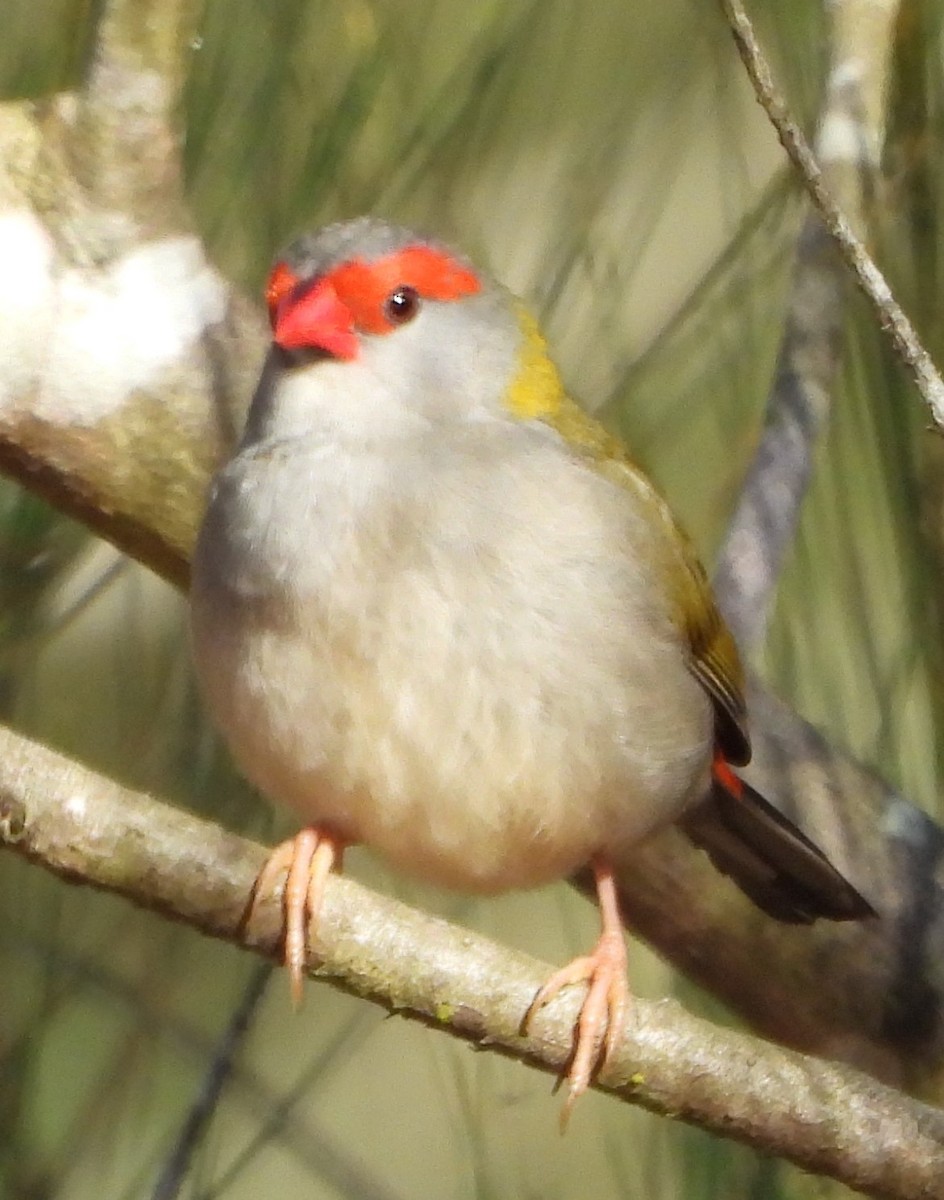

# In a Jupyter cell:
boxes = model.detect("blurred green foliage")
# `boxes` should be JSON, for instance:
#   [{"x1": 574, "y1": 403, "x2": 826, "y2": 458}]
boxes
[{"x1": 1, "y1": 1, "x2": 942, "y2": 1198}]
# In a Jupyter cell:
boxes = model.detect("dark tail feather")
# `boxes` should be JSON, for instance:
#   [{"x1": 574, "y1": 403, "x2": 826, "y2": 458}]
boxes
[{"x1": 680, "y1": 766, "x2": 876, "y2": 924}]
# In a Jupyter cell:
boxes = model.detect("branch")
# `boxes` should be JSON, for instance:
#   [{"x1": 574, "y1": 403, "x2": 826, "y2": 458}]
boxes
[
  {"x1": 0, "y1": 0, "x2": 266, "y2": 591},
  {"x1": 698, "y1": 0, "x2": 944, "y2": 1089},
  {"x1": 715, "y1": 0, "x2": 901, "y2": 651},
  {"x1": 713, "y1": 212, "x2": 841, "y2": 650},
  {"x1": 0, "y1": 0, "x2": 943, "y2": 1100},
  {"x1": 718, "y1": 0, "x2": 944, "y2": 432},
  {"x1": 1, "y1": 722, "x2": 941, "y2": 1198}
]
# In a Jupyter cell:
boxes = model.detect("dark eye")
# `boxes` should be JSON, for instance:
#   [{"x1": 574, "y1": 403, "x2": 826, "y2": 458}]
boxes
[{"x1": 384, "y1": 286, "x2": 420, "y2": 325}]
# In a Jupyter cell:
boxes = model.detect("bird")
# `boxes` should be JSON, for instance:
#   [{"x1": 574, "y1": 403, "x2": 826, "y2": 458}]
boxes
[{"x1": 190, "y1": 216, "x2": 874, "y2": 1125}]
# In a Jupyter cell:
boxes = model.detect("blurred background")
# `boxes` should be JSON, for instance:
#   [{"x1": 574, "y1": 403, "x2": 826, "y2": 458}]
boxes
[{"x1": 1, "y1": 0, "x2": 943, "y2": 1196}]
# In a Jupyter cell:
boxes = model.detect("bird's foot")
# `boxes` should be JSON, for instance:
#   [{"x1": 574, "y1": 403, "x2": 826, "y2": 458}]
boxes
[
  {"x1": 251, "y1": 828, "x2": 344, "y2": 1006},
  {"x1": 524, "y1": 859, "x2": 629, "y2": 1129}
]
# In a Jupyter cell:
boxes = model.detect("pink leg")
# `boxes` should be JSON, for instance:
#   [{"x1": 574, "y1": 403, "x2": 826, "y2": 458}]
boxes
[
  {"x1": 251, "y1": 828, "x2": 344, "y2": 1006},
  {"x1": 524, "y1": 857, "x2": 629, "y2": 1129}
]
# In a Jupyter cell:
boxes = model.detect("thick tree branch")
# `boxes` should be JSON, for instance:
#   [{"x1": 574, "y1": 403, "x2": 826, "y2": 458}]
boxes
[
  {"x1": 1, "y1": 721, "x2": 941, "y2": 1199},
  {"x1": 0, "y1": 0, "x2": 264, "y2": 592}
]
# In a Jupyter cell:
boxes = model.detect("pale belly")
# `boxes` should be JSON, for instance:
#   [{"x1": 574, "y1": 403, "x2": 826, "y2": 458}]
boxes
[
  {"x1": 190, "y1": 435, "x2": 714, "y2": 893},
  {"x1": 192, "y1": 572, "x2": 712, "y2": 894}
]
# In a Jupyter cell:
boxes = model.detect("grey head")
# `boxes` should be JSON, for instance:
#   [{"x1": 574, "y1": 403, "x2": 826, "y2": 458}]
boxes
[
  {"x1": 241, "y1": 217, "x2": 528, "y2": 442},
  {"x1": 279, "y1": 216, "x2": 472, "y2": 284}
]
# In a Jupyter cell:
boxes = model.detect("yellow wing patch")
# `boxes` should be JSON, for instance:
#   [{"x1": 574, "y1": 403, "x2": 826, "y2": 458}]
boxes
[{"x1": 504, "y1": 306, "x2": 569, "y2": 421}]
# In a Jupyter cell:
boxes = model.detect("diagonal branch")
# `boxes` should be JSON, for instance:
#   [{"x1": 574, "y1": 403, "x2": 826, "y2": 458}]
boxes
[
  {"x1": 702, "y1": 0, "x2": 944, "y2": 1094},
  {"x1": 715, "y1": 0, "x2": 900, "y2": 652},
  {"x1": 719, "y1": 0, "x2": 944, "y2": 431},
  {"x1": 1, "y1": 720, "x2": 942, "y2": 1199}
]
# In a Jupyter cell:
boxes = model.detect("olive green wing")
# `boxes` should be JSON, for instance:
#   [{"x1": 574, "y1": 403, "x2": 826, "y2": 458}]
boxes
[
  {"x1": 505, "y1": 314, "x2": 749, "y2": 763},
  {"x1": 506, "y1": 315, "x2": 878, "y2": 921},
  {"x1": 536, "y1": 396, "x2": 881, "y2": 923},
  {"x1": 552, "y1": 394, "x2": 750, "y2": 765}
]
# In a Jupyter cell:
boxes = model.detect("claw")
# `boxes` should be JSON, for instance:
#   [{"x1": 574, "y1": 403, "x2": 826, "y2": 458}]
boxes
[
  {"x1": 524, "y1": 857, "x2": 629, "y2": 1129},
  {"x1": 250, "y1": 828, "x2": 344, "y2": 1005}
]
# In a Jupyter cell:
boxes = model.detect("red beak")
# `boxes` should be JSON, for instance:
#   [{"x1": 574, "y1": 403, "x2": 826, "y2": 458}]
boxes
[{"x1": 273, "y1": 278, "x2": 359, "y2": 360}]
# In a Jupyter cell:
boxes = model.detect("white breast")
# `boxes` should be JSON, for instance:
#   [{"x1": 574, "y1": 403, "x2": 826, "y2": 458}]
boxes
[{"x1": 191, "y1": 417, "x2": 712, "y2": 893}]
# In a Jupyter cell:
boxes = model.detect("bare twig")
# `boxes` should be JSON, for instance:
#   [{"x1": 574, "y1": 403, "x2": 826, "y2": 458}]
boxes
[
  {"x1": 1, "y1": 720, "x2": 942, "y2": 1198},
  {"x1": 715, "y1": 0, "x2": 902, "y2": 650},
  {"x1": 151, "y1": 963, "x2": 272, "y2": 1200},
  {"x1": 718, "y1": 0, "x2": 944, "y2": 431},
  {"x1": 703, "y1": 0, "x2": 944, "y2": 1093}
]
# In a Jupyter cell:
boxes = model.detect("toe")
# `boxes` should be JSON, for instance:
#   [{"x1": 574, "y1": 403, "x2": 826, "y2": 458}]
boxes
[{"x1": 249, "y1": 828, "x2": 344, "y2": 1006}]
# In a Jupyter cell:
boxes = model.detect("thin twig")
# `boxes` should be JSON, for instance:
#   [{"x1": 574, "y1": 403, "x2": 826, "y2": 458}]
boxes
[
  {"x1": 151, "y1": 962, "x2": 272, "y2": 1200},
  {"x1": 715, "y1": 0, "x2": 899, "y2": 648},
  {"x1": 719, "y1": 0, "x2": 944, "y2": 432}
]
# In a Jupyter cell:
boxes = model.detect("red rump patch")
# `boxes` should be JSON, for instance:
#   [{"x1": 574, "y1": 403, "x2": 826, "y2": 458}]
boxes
[
  {"x1": 712, "y1": 750, "x2": 744, "y2": 799},
  {"x1": 327, "y1": 245, "x2": 481, "y2": 334}
]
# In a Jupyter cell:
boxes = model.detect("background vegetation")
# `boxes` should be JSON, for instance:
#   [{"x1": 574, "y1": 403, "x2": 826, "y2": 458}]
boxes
[{"x1": 1, "y1": 1, "x2": 941, "y2": 1196}]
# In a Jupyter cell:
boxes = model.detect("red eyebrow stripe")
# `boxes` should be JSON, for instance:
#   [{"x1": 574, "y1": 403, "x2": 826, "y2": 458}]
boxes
[
  {"x1": 266, "y1": 261, "x2": 300, "y2": 323},
  {"x1": 326, "y1": 245, "x2": 481, "y2": 333}
]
